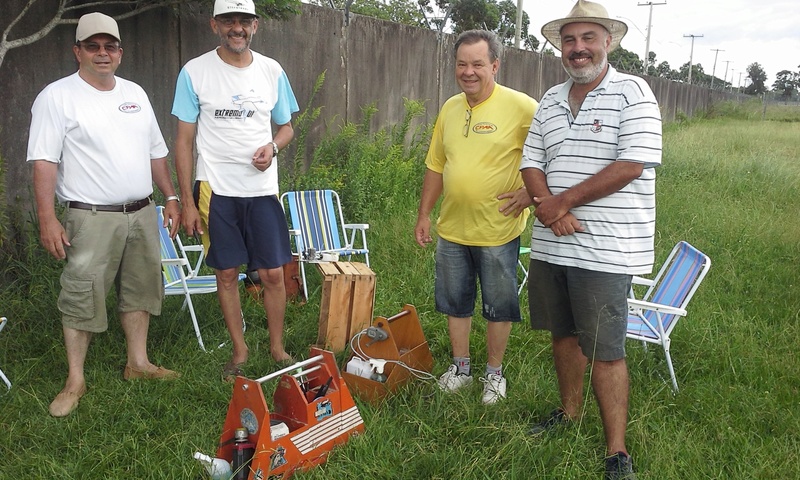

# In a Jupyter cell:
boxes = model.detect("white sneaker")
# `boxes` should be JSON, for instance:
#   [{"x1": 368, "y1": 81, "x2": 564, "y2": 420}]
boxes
[
  {"x1": 438, "y1": 364, "x2": 473, "y2": 392},
  {"x1": 480, "y1": 373, "x2": 507, "y2": 404}
]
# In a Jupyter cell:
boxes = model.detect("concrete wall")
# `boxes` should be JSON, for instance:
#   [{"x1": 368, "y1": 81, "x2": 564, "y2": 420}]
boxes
[{"x1": 0, "y1": 2, "x2": 741, "y2": 213}]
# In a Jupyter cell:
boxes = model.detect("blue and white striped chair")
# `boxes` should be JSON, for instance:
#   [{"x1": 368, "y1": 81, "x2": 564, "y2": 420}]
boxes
[
  {"x1": 627, "y1": 241, "x2": 711, "y2": 392},
  {"x1": 280, "y1": 190, "x2": 370, "y2": 300},
  {"x1": 157, "y1": 206, "x2": 244, "y2": 351}
]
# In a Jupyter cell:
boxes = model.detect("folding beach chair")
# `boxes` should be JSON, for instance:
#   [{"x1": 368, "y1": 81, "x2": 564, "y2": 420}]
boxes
[
  {"x1": 157, "y1": 206, "x2": 245, "y2": 351},
  {"x1": 518, "y1": 246, "x2": 531, "y2": 296},
  {"x1": 627, "y1": 241, "x2": 711, "y2": 392},
  {"x1": 280, "y1": 190, "x2": 370, "y2": 300},
  {"x1": 0, "y1": 316, "x2": 10, "y2": 390}
]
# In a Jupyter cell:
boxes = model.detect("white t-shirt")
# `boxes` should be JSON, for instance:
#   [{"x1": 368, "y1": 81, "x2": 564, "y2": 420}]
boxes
[
  {"x1": 26, "y1": 72, "x2": 169, "y2": 205},
  {"x1": 171, "y1": 49, "x2": 299, "y2": 197}
]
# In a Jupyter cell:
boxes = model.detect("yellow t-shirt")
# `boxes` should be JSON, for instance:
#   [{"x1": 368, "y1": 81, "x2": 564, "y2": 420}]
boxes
[{"x1": 426, "y1": 84, "x2": 538, "y2": 246}]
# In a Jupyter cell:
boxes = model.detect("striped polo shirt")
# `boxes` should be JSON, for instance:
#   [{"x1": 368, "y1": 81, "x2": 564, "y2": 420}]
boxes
[{"x1": 520, "y1": 66, "x2": 662, "y2": 275}]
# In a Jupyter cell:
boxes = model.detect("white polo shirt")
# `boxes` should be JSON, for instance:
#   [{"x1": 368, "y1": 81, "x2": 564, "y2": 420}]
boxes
[{"x1": 521, "y1": 66, "x2": 662, "y2": 275}]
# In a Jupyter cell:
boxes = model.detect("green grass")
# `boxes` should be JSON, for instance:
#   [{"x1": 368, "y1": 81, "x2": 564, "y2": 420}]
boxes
[{"x1": 1, "y1": 109, "x2": 800, "y2": 478}]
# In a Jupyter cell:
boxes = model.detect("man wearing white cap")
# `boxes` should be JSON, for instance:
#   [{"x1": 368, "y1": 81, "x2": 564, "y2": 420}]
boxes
[
  {"x1": 521, "y1": 1, "x2": 662, "y2": 478},
  {"x1": 172, "y1": 0, "x2": 299, "y2": 379},
  {"x1": 27, "y1": 12, "x2": 182, "y2": 418}
]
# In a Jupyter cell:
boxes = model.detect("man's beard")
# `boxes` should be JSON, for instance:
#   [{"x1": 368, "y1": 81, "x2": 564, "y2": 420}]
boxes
[
  {"x1": 220, "y1": 32, "x2": 251, "y2": 54},
  {"x1": 564, "y1": 50, "x2": 607, "y2": 85}
]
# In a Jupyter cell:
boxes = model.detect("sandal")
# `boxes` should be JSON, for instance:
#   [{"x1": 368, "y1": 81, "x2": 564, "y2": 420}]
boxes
[{"x1": 222, "y1": 361, "x2": 245, "y2": 383}]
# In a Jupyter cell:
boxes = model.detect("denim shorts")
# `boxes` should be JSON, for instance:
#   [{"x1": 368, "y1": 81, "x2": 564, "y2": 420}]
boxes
[
  {"x1": 528, "y1": 259, "x2": 631, "y2": 361},
  {"x1": 206, "y1": 193, "x2": 292, "y2": 271},
  {"x1": 434, "y1": 237, "x2": 521, "y2": 322},
  {"x1": 58, "y1": 204, "x2": 163, "y2": 332}
]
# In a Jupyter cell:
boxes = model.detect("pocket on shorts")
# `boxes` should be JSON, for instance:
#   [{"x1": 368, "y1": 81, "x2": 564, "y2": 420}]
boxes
[{"x1": 57, "y1": 273, "x2": 95, "y2": 320}]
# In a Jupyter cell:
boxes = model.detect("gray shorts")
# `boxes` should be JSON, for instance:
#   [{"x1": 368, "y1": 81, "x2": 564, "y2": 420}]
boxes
[
  {"x1": 58, "y1": 204, "x2": 163, "y2": 332},
  {"x1": 528, "y1": 259, "x2": 631, "y2": 361}
]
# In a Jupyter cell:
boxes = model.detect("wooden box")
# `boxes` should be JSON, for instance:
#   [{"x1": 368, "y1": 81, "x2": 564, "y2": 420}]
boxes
[
  {"x1": 341, "y1": 304, "x2": 434, "y2": 404},
  {"x1": 317, "y1": 262, "x2": 376, "y2": 352}
]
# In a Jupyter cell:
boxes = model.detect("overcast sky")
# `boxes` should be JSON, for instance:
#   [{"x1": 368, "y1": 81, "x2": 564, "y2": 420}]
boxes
[{"x1": 523, "y1": 0, "x2": 799, "y2": 86}]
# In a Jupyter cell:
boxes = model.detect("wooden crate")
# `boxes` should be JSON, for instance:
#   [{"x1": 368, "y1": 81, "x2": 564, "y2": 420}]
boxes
[{"x1": 317, "y1": 262, "x2": 376, "y2": 352}]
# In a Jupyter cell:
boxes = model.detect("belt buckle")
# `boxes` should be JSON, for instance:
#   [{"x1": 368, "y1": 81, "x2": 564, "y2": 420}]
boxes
[{"x1": 122, "y1": 200, "x2": 134, "y2": 214}]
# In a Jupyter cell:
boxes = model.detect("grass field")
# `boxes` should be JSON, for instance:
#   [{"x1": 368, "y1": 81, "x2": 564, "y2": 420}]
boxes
[{"x1": 1, "y1": 103, "x2": 799, "y2": 478}]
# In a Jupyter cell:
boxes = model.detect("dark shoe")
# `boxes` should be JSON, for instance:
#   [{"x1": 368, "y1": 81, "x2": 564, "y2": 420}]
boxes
[
  {"x1": 123, "y1": 365, "x2": 180, "y2": 381},
  {"x1": 528, "y1": 408, "x2": 570, "y2": 436},
  {"x1": 222, "y1": 361, "x2": 245, "y2": 383},
  {"x1": 49, "y1": 386, "x2": 87, "y2": 417},
  {"x1": 605, "y1": 452, "x2": 637, "y2": 480}
]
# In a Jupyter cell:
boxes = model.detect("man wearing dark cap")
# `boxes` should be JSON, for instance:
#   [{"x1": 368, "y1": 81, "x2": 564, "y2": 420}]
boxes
[
  {"x1": 27, "y1": 12, "x2": 181, "y2": 418},
  {"x1": 172, "y1": 0, "x2": 298, "y2": 380},
  {"x1": 521, "y1": 1, "x2": 662, "y2": 478}
]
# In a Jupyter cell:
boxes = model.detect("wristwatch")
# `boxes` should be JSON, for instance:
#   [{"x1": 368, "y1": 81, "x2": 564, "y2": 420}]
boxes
[
  {"x1": 270, "y1": 141, "x2": 279, "y2": 157},
  {"x1": 165, "y1": 195, "x2": 180, "y2": 203}
]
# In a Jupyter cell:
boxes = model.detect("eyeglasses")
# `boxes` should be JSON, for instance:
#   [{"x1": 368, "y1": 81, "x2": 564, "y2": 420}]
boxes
[
  {"x1": 215, "y1": 16, "x2": 256, "y2": 27},
  {"x1": 79, "y1": 42, "x2": 120, "y2": 54},
  {"x1": 463, "y1": 109, "x2": 472, "y2": 137}
]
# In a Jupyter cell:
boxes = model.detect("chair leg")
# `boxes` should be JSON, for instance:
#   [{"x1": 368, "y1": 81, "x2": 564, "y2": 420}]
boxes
[
  {"x1": 517, "y1": 258, "x2": 528, "y2": 296},
  {"x1": 299, "y1": 261, "x2": 309, "y2": 300},
  {"x1": 184, "y1": 294, "x2": 208, "y2": 352},
  {"x1": 0, "y1": 368, "x2": 10, "y2": 391},
  {"x1": 662, "y1": 338, "x2": 678, "y2": 393}
]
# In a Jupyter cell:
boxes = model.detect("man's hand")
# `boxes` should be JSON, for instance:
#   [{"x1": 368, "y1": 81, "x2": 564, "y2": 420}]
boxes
[
  {"x1": 498, "y1": 187, "x2": 533, "y2": 218},
  {"x1": 549, "y1": 212, "x2": 585, "y2": 237},
  {"x1": 532, "y1": 194, "x2": 570, "y2": 227},
  {"x1": 414, "y1": 216, "x2": 434, "y2": 248},
  {"x1": 39, "y1": 215, "x2": 70, "y2": 260},
  {"x1": 181, "y1": 203, "x2": 204, "y2": 238},
  {"x1": 251, "y1": 145, "x2": 275, "y2": 172},
  {"x1": 163, "y1": 201, "x2": 182, "y2": 239}
]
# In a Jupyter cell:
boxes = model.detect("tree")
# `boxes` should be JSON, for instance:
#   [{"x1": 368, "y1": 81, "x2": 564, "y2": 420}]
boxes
[
  {"x1": 771, "y1": 69, "x2": 799, "y2": 101},
  {"x1": 744, "y1": 62, "x2": 767, "y2": 95},
  {"x1": 314, "y1": 0, "x2": 428, "y2": 26},
  {"x1": 0, "y1": 0, "x2": 300, "y2": 70},
  {"x1": 608, "y1": 46, "x2": 642, "y2": 74}
]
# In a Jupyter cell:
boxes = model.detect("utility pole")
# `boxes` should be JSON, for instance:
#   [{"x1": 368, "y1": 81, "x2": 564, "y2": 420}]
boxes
[
  {"x1": 514, "y1": 0, "x2": 523, "y2": 48},
  {"x1": 683, "y1": 34, "x2": 704, "y2": 84},
  {"x1": 710, "y1": 48, "x2": 724, "y2": 89},
  {"x1": 738, "y1": 71, "x2": 744, "y2": 92},
  {"x1": 722, "y1": 60, "x2": 732, "y2": 90},
  {"x1": 638, "y1": 1, "x2": 667, "y2": 75}
]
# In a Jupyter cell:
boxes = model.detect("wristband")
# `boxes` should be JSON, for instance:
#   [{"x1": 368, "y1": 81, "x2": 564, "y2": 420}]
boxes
[
  {"x1": 270, "y1": 142, "x2": 279, "y2": 157},
  {"x1": 165, "y1": 195, "x2": 180, "y2": 203}
]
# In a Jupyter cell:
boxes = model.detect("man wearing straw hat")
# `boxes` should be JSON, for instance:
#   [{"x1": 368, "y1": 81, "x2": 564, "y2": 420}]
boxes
[{"x1": 520, "y1": 1, "x2": 662, "y2": 478}]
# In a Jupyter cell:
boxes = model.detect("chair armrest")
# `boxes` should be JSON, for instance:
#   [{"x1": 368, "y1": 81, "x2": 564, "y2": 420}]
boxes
[
  {"x1": 288, "y1": 228, "x2": 301, "y2": 236},
  {"x1": 631, "y1": 276, "x2": 654, "y2": 287},
  {"x1": 344, "y1": 223, "x2": 369, "y2": 230},
  {"x1": 182, "y1": 245, "x2": 204, "y2": 252},
  {"x1": 627, "y1": 299, "x2": 687, "y2": 317},
  {"x1": 161, "y1": 258, "x2": 189, "y2": 267}
]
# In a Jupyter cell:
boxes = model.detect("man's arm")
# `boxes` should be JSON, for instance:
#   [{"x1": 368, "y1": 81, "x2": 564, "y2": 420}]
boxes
[
  {"x1": 532, "y1": 161, "x2": 644, "y2": 227},
  {"x1": 151, "y1": 157, "x2": 181, "y2": 239},
  {"x1": 174, "y1": 120, "x2": 202, "y2": 236},
  {"x1": 32, "y1": 160, "x2": 69, "y2": 260},
  {"x1": 414, "y1": 169, "x2": 443, "y2": 248},
  {"x1": 252, "y1": 122, "x2": 294, "y2": 172}
]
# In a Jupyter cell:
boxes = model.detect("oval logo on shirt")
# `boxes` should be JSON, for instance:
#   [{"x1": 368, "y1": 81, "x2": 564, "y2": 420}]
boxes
[
  {"x1": 472, "y1": 122, "x2": 497, "y2": 134},
  {"x1": 119, "y1": 102, "x2": 141, "y2": 113}
]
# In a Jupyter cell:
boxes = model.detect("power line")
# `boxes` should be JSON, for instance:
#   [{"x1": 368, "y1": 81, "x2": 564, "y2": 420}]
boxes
[
  {"x1": 710, "y1": 48, "x2": 724, "y2": 89},
  {"x1": 637, "y1": 2, "x2": 667, "y2": 75},
  {"x1": 683, "y1": 34, "x2": 704, "y2": 84}
]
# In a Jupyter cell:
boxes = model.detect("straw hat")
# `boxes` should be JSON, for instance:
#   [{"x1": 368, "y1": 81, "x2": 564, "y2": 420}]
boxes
[{"x1": 541, "y1": 0, "x2": 628, "y2": 52}]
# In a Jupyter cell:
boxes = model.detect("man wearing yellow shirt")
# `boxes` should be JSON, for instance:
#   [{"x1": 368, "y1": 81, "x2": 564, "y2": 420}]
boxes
[{"x1": 415, "y1": 29, "x2": 538, "y2": 404}]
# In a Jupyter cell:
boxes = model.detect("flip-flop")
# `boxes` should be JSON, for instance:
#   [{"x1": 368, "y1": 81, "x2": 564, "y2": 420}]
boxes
[{"x1": 222, "y1": 361, "x2": 245, "y2": 383}]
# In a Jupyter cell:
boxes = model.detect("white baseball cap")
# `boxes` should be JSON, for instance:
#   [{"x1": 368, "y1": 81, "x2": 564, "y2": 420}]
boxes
[
  {"x1": 213, "y1": 0, "x2": 257, "y2": 17},
  {"x1": 75, "y1": 12, "x2": 121, "y2": 42}
]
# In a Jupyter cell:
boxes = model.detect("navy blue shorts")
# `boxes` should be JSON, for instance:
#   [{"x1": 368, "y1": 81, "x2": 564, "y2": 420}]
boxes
[{"x1": 206, "y1": 193, "x2": 292, "y2": 271}]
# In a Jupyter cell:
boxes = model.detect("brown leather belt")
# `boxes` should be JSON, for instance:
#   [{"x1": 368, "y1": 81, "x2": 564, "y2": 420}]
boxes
[{"x1": 68, "y1": 196, "x2": 152, "y2": 213}]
